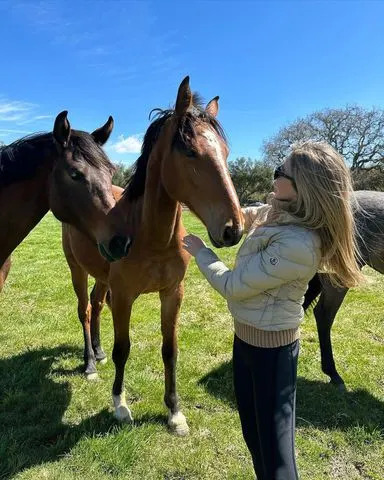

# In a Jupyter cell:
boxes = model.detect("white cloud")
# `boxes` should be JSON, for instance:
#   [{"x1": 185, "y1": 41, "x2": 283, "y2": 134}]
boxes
[
  {"x1": 0, "y1": 99, "x2": 52, "y2": 128},
  {"x1": 33, "y1": 115, "x2": 52, "y2": 121},
  {"x1": 110, "y1": 134, "x2": 142, "y2": 154},
  {"x1": 18, "y1": 114, "x2": 53, "y2": 125},
  {"x1": 0, "y1": 128, "x2": 31, "y2": 134},
  {"x1": 0, "y1": 100, "x2": 35, "y2": 122}
]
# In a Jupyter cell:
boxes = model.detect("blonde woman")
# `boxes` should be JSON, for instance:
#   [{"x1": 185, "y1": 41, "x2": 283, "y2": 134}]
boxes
[{"x1": 183, "y1": 142, "x2": 363, "y2": 480}]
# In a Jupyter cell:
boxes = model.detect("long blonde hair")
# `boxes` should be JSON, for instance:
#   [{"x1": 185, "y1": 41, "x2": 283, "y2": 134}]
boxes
[{"x1": 272, "y1": 141, "x2": 364, "y2": 288}]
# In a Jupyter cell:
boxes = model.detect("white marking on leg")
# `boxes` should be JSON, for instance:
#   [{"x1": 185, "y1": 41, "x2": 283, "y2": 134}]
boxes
[
  {"x1": 168, "y1": 411, "x2": 189, "y2": 436},
  {"x1": 86, "y1": 372, "x2": 99, "y2": 381},
  {"x1": 113, "y1": 391, "x2": 133, "y2": 423}
]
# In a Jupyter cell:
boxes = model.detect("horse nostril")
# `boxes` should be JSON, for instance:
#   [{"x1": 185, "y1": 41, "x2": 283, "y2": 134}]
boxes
[
  {"x1": 109, "y1": 235, "x2": 132, "y2": 259},
  {"x1": 223, "y1": 226, "x2": 235, "y2": 245},
  {"x1": 223, "y1": 226, "x2": 242, "y2": 246}
]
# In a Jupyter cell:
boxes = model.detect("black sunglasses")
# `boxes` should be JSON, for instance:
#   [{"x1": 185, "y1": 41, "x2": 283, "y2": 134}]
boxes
[{"x1": 274, "y1": 165, "x2": 297, "y2": 190}]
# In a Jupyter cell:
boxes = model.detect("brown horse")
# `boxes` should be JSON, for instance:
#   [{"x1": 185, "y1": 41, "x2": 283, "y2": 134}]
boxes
[
  {"x1": 0, "y1": 111, "x2": 131, "y2": 292},
  {"x1": 0, "y1": 257, "x2": 11, "y2": 293},
  {"x1": 63, "y1": 76, "x2": 243, "y2": 435}
]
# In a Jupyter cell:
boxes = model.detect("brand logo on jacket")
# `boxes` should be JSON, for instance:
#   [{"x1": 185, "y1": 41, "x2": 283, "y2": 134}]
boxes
[{"x1": 269, "y1": 256, "x2": 279, "y2": 266}]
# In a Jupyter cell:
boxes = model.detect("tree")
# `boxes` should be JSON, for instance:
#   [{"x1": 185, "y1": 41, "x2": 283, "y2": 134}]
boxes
[
  {"x1": 229, "y1": 157, "x2": 273, "y2": 205},
  {"x1": 352, "y1": 168, "x2": 384, "y2": 191},
  {"x1": 263, "y1": 106, "x2": 384, "y2": 172},
  {"x1": 112, "y1": 163, "x2": 133, "y2": 187}
]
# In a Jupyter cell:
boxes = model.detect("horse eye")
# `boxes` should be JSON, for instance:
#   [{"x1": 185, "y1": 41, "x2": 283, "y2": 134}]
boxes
[
  {"x1": 185, "y1": 148, "x2": 196, "y2": 158},
  {"x1": 69, "y1": 169, "x2": 85, "y2": 181}
]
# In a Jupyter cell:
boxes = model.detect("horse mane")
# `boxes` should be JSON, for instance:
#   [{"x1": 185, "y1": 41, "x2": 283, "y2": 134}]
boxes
[
  {"x1": 123, "y1": 93, "x2": 227, "y2": 201},
  {"x1": 0, "y1": 130, "x2": 114, "y2": 187},
  {"x1": 0, "y1": 133, "x2": 51, "y2": 187}
]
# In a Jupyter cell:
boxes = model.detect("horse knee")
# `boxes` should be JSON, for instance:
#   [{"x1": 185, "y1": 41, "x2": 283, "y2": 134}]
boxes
[{"x1": 78, "y1": 303, "x2": 91, "y2": 324}]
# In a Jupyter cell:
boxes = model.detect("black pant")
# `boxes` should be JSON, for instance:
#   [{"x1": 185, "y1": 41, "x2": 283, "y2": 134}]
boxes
[{"x1": 233, "y1": 335, "x2": 299, "y2": 480}]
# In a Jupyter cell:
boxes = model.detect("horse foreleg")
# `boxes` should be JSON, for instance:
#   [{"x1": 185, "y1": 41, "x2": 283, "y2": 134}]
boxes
[
  {"x1": 314, "y1": 284, "x2": 348, "y2": 390},
  {"x1": 160, "y1": 284, "x2": 189, "y2": 436},
  {"x1": 70, "y1": 266, "x2": 99, "y2": 379},
  {"x1": 90, "y1": 280, "x2": 108, "y2": 364},
  {"x1": 63, "y1": 228, "x2": 98, "y2": 379},
  {"x1": 0, "y1": 257, "x2": 11, "y2": 293},
  {"x1": 111, "y1": 289, "x2": 133, "y2": 422}
]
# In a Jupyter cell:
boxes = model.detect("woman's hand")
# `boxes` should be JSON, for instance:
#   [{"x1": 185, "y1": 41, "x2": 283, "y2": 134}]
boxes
[{"x1": 182, "y1": 234, "x2": 207, "y2": 257}]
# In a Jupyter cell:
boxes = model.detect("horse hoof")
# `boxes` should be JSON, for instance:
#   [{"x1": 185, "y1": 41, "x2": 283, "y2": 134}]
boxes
[
  {"x1": 86, "y1": 372, "x2": 99, "y2": 381},
  {"x1": 335, "y1": 382, "x2": 346, "y2": 392},
  {"x1": 94, "y1": 348, "x2": 107, "y2": 363},
  {"x1": 98, "y1": 357, "x2": 108, "y2": 365},
  {"x1": 114, "y1": 405, "x2": 133, "y2": 423},
  {"x1": 113, "y1": 393, "x2": 133, "y2": 423},
  {"x1": 168, "y1": 412, "x2": 189, "y2": 437},
  {"x1": 329, "y1": 377, "x2": 346, "y2": 391}
]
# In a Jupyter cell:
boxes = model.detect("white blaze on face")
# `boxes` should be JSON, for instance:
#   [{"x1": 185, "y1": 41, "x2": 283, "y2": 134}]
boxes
[
  {"x1": 202, "y1": 129, "x2": 224, "y2": 163},
  {"x1": 201, "y1": 128, "x2": 238, "y2": 200}
]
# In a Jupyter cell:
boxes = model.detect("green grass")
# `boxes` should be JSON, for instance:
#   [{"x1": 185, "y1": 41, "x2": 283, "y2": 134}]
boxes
[{"x1": 0, "y1": 212, "x2": 383, "y2": 480}]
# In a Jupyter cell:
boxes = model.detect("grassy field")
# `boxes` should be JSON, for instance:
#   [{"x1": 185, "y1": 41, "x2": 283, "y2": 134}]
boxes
[{"x1": 0, "y1": 212, "x2": 383, "y2": 480}]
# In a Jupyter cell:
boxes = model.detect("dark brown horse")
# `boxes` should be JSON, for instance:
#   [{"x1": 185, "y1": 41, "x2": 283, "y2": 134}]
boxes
[
  {"x1": 0, "y1": 111, "x2": 131, "y2": 292},
  {"x1": 63, "y1": 77, "x2": 243, "y2": 435},
  {"x1": 304, "y1": 190, "x2": 384, "y2": 389},
  {"x1": 0, "y1": 257, "x2": 11, "y2": 293}
]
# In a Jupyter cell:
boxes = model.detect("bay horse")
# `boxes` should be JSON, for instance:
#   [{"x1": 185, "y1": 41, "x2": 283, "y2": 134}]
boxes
[
  {"x1": 62, "y1": 76, "x2": 243, "y2": 435},
  {"x1": 0, "y1": 257, "x2": 11, "y2": 293},
  {"x1": 0, "y1": 111, "x2": 131, "y2": 292},
  {"x1": 303, "y1": 190, "x2": 384, "y2": 389}
]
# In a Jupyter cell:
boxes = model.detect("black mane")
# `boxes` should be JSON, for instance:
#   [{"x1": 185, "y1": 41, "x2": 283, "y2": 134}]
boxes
[
  {"x1": 0, "y1": 130, "x2": 114, "y2": 187},
  {"x1": 124, "y1": 93, "x2": 227, "y2": 201}
]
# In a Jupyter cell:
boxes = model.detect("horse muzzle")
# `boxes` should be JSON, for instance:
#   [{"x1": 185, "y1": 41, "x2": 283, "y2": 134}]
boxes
[
  {"x1": 209, "y1": 225, "x2": 243, "y2": 248},
  {"x1": 98, "y1": 235, "x2": 132, "y2": 262}
]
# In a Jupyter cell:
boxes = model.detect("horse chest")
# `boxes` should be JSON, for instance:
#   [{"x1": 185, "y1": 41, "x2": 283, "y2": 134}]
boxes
[{"x1": 120, "y1": 254, "x2": 186, "y2": 294}]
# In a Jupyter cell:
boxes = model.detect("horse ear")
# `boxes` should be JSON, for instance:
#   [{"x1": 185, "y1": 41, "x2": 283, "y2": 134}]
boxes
[
  {"x1": 91, "y1": 116, "x2": 114, "y2": 146},
  {"x1": 53, "y1": 111, "x2": 71, "y2": 148},
  {"x1": 175, "y1": 76, "x2": 192, "y2": 116},
  {"x1": 205, "y1": 96, "x2": 219, "y2": 117}
]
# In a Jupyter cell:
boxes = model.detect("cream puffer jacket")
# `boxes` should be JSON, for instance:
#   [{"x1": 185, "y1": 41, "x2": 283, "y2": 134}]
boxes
[{"x1": 195, "y1": 205, "x2": 321, "y2": 341}]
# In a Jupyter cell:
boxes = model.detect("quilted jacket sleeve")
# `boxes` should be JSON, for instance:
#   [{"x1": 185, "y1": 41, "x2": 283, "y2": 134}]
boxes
[{"x1": 195, "y1": 230, "x2": 318, "y2": 300}]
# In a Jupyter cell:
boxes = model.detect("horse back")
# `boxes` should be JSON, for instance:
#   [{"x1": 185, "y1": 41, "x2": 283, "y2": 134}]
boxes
[{"x1": 355, "y1": 191, "x2": 384, "y2": 272}]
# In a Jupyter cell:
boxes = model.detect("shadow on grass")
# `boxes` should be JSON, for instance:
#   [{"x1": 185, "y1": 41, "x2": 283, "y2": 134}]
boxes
[
  {"x1": 133, "y1": 413, "x2": 168, "y2": 428},
  {"x1": 0, "y1": 345, "x2": 125, "y2": 480},
  {"x1": 198, "y1": 360, "x2": 384, "y2": 432}
]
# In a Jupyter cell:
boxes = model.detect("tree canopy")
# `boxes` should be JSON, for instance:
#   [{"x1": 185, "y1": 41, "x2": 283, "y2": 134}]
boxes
[
  {"x1": 263, "y1": 106, "x2": 384, "y2": 172},
  {"x1": 229, "y1": 157, "x2": 273, "y2": 205},
  {"x1": 112, "y1": 163, "x2": 133, "y2": 188}
]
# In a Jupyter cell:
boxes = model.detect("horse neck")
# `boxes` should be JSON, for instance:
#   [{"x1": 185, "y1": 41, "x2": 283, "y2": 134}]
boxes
[
  {"x1": 141, "y1": 149, "x2": 181, "y2": 248},
  {"x1": 0, "y1": 161, "x2": 52, "y2": 265}
]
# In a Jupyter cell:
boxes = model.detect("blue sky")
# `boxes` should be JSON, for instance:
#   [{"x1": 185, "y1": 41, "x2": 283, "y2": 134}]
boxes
[{"x1": 1, "y1": 0, "x2": 383, "y2": 164}]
